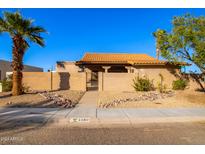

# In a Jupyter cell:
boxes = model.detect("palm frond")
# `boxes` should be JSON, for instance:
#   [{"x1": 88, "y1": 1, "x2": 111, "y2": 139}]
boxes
[
  {"x1": 0, "y1": 16, "x2": 13, "y2": 34},
  {"x1": 1, "y1": 11, "x2": 47, "y2": 48},
  {"x1": 25, "y1": 25, "x2": 47, "y2": 47},
  {"x1": 28, "y1": 34, "x2": 45, "y2": 47},
  {"x1": 4, "y1": 11, "x2": 21, "y2": 32},
  {"x1": 27, "y1": 26, "x2": 47, "y2": 34}
]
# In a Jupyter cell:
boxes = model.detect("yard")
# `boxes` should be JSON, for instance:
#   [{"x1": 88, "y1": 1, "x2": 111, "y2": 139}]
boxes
[
  {"x1": 98, "y1": 90, "x2": 205, "y2": 108},
  {"x1": 0, "y1": 89, "x2": 205, "y2": 108},
  {"x1": 0, "y1": 90, "x2": 85, "y2": 108}
]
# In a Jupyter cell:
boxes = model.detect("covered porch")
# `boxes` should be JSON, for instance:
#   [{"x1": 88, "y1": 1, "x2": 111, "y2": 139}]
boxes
[{"x1": 77, "y1": 64, "x2": 133, "y2": 91}]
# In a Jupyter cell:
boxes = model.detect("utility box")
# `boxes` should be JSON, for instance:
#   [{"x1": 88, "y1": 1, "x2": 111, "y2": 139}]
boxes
[{"x1": 0, "y1": 83, "x2": 2, "y2": 92}]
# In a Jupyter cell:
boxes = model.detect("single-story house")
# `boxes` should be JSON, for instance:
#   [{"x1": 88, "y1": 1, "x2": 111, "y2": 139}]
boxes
[
  {"x1": 0, "y1": 59, "x2": 43, "y2": 80},
  {"x1": 56, "y1": 53, "x2": 188, "y2": 91}
]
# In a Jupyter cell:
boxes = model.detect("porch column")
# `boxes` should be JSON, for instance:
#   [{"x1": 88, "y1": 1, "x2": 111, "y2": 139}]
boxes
[
  {"x1": 98, "y1": 72, "x2": 103, "y2": 91},
  {"x1": 102, "y1": 66, "x2": 111, "y2": 73},
  {"x1": 125, "y1": 66, "x2": 131, "y2": 73},
  {"x1": 84, "y1": 68, "x2": 91, "y2": 87},
  {"x1": 84, "y1": 68, "x2": 90, "y2": 72}
]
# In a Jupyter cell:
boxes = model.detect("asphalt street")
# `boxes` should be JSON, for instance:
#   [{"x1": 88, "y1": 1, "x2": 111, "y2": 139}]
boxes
[{"x1": 1, "y1": 121, "x2": 205, "y2": 144}]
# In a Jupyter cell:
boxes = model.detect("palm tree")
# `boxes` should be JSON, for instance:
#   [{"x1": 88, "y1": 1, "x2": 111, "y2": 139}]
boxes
[{"x1": 0, "y1": 11, "x2": 47, "y2": 96}]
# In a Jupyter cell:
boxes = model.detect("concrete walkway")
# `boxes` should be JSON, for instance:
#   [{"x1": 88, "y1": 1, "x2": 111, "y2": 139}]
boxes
[
  {"x1": 0, "y1": 91, "x2": 205, "y2": 128},
  {"x1": 68, "y1": 91, "x2": 98, "y2": 118}
]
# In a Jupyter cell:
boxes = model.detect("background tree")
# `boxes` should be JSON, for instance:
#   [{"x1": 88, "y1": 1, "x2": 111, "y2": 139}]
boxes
[
  {"x1": 153, "y1": 14, "x2": 205, "y2": 73},
  {"x1": 0, "y1": 11, "x2": 47, "y2": 95}
]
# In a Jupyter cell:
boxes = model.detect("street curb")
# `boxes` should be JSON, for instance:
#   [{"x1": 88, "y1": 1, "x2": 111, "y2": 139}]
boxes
[{"x1": 45, "y1": 116, "x2": 205, "y2": 127}]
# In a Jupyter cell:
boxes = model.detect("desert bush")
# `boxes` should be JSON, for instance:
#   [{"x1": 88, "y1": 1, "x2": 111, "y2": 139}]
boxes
[
  {"x1": 172, "y1": 79, "x2": 188, "y2": 90},
  {"x1": 157, "y1": 82, "x2": 167, "y2": 93},
  {"x1": 0, "y1": 75, "x2": 30, "y2": 93},
  {"x1": 22, "y1": 84, "x2": 30, "y2": 93},
  {"x1": 0, "y1": 78, "x2": 12, "y2": 92},
  {"x1": 133, "y1": 76, "x2": 154, "y2": 91},
  {"x1": 157, "y1": 73, "x2": 167, "y2": 93}
]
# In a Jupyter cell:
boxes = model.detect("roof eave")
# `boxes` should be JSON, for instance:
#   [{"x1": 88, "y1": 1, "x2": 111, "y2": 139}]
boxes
[
  {"x1": 167, "y1": 62, "x2": 191, "y2": 66},
  {"x1": 132, "y1": 63, "x2": 166, "y2": 66},
  {"x1": 75, "y1": 60, "x2": 191, "y2": 66}
]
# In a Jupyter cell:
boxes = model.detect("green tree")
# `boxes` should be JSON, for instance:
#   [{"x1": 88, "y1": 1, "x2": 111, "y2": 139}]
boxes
[
  {"x1": 0, "y1": 11, "x2": 47, "y2": 95},
  {"x1": 153, "y1": 14, "x2": 205, "y2": 73}
]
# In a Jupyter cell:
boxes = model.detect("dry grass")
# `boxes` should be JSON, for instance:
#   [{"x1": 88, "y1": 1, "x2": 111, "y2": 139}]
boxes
[
  {"x1": 0, "y1": 90, "x2": 85, "y2": 108},
  {"x1": 98, "y1": 90, "x2": 205, "y2": 108}
]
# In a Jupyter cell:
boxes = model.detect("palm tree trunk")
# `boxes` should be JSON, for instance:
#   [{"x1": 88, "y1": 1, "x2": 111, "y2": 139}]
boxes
[
  {"x1": 11, "y1": 35, "x2": 24, "y2": 96},
  {"x1": 12, "y1": 71, "x2": 23, "y2": 95}
]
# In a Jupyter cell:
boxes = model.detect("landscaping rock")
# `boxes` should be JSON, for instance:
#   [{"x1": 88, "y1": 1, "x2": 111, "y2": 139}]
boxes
[
  {"x1": 39, "y1": 91, "x2": 78, "y2": 108},
  {"x1": 99, "y1": 91, "x2": 175, "y2": 108}
]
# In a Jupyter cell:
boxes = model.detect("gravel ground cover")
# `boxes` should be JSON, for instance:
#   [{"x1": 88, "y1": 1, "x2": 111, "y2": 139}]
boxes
[
  {"x1": 0, "y1": 90, "x2": 85, "y2": 108},
  {"x1": 98, "y1": 90, "x2": 205, "y2": 108}
]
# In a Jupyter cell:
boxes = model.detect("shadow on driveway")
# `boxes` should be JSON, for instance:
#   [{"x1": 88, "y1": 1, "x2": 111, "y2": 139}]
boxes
[{"x1": 0, "y1": 105, "x2": 60, "y2": 133}]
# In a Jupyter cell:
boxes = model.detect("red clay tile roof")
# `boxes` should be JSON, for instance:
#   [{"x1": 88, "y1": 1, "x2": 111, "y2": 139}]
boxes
[{"x1": 76, "y1": 53, "x2": 188, "y2": 66}]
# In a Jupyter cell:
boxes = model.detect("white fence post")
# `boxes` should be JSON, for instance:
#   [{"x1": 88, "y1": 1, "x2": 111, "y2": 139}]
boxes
[{"x1": 0, "y1": 83, "x2": 2, "y2": 92}]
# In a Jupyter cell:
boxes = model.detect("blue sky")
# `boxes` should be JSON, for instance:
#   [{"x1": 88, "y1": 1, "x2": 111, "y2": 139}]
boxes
[{"x1": 0, "y1": 8, "x2": 204, "y2": 72}]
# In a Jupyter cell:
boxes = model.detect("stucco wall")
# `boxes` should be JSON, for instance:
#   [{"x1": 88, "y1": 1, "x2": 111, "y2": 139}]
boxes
[
  {"x1": 133, "y1": 66, "x2": 180, "y2": 88},
  {"x1": 56, "y1": 62, "x2": 86, "y2": 91},
  {"x1": 99, "y1": 70, "x2": 204, "y2": 92},
  {"x1": 68, "y1": 72, "x2": 86, "y2": 91},
  {"x1": 181, "y1": 74, "x2": 205, "y2": 91},
  {"x1": 0, "y1": 60, "x2": 43, "y2": 80},
  {"x1": 102, "y1": 73, "x2": 135, "y2": 91},
  {"x1": 98, "y1": 67, "x2": 180, "y2": 91},
  {"x1": 23, "y1": 72, "x2": 86, "y2": 91},
  {"x1": 23, "y1": 72, "x2": 68, "y2": 91},
  {"x1": 56, "y1": 61, "x2": 80, "y2": 73}
]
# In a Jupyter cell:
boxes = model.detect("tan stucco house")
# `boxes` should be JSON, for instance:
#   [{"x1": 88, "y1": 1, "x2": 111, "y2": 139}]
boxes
[{"x1": 56, "y1": 53, "x2": 187, "y2": 91}]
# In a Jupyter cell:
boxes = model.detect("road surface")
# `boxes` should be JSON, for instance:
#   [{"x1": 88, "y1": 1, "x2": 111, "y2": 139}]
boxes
[{"x1": 1, "y1": 121, "x2": 205, "y2": 144}]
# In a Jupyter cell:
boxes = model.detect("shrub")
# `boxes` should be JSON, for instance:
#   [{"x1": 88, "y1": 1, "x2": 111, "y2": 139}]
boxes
[
  {"x1": 22, "y1": 84, "x2": 30, "y2": 93},
  {"x1": 157, "y1": 82, "x2": 167, "y2": 93},
  {"x1": 172, "y1": 79, "x2": 188, "y2": 90},
  {"x1": 0, "y1": 74, "x2": 30, "y2": 93},
  {"x1": 0, "y1": 78, "x2": 12, "y2": 92},
  {"x1": 157, "y1": 73, "x2": 167, "y2": 93},
  {"x1": 133, "y1": 76, "x2": 154, "y2": 91}
]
